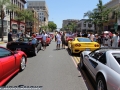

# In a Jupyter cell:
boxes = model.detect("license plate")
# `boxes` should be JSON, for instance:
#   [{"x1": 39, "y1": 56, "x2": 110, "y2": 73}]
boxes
[
  {"x1": 16, "y1": 48, "x2": 21, "y2": 51},
  {"x1": 85, "y1": 48, "x2": 90, "y2": 51}
]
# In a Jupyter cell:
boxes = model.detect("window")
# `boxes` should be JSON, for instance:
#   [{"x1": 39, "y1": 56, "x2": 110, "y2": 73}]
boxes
[
  {"x1": 98, "y1": 53, "x2": 106, "y2": 64},
  {"x1": 77, "y1": 38, "x2": 91, "y2": 42},
  {"x1": 0, "y1": 48, "x2": 12, "y2": 58},
  {"x1": 90, "y1": 50, "x2": 105, "y2": 60},
  {"x1": 112, "y1": 53, "x2": 120, "y2": 65}
]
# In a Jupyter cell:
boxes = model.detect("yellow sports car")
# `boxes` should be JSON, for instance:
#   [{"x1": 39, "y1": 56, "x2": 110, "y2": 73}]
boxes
[{"x1": 68, "y1": 37, "x2": 100, "y2": 54}]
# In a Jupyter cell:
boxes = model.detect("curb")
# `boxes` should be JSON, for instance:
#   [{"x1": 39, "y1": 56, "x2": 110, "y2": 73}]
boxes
[{"x1": 0, "y1": 42, "x2": 5, "y2": 44}]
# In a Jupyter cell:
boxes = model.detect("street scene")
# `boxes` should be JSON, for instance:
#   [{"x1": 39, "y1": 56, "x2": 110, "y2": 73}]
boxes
[{"x1": 0, "y1": 0, "x2": 120, "y2": 90}]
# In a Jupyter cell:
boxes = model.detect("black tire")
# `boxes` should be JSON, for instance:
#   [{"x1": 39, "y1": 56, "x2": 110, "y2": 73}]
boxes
[
  {"x1": 20, "y1": 56, "x2": 26, "y2": 71},
  {"x1": 70, "y1": 49, "x2": 74, "y2": 55},
  {"x1": 34, "y1": 47, "x2": 37, "y2": 56},
  {"x1": 96, "y1": 75, "x2": 107, "y2": 90}
]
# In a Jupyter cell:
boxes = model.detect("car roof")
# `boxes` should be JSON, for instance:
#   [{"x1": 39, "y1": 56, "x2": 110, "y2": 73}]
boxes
[{"x1": 95, "y1": 48, "x2": 120, "y2": 53}]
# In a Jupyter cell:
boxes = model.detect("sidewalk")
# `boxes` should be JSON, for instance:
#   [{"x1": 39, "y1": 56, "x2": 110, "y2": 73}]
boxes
[{"x1": 0, "y1": 36, "x2": 17, "y2": 44}]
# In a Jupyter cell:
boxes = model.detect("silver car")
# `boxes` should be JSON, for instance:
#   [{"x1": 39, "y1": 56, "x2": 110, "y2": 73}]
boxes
[{"x1": 78, "y1": 48, "x2": 120, "y2": 90}]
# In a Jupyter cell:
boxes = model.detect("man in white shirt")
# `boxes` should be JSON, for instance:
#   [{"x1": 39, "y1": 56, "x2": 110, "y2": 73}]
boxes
[
  {"x1": 56, "y1": 32, "x2": 61, "y2": 50},
  {"x1": 112, "y1": 32, "x2": 119, "y2": 47},
  {"x1": 42, "y1": 31, "x2": 48, "y2": 50}
]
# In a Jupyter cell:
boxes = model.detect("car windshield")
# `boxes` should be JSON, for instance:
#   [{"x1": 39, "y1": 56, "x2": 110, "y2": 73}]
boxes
[
  {"x1": 18, "y1": 37, "x2": 32, "y2": 42},
  {"x1": 112, "y1": 53, "x2": 120, "y2": 65},
  {"x1": 77, "y1": 38, "x2": 91, "y2": 42}
]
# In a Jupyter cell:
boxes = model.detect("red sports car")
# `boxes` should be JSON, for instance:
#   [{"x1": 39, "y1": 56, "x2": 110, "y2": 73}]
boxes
[
  {"x1": 0, "y1": 47, "x2": 27, "y2": 86},
  {"x1": 49, "y1": 33, "x2": 54, "y2": 39},
  {"x1": 65, "y1": 34, "x2": 74, "y2": 46},
  {"x1": 36, "y1": 35, "x2": 51, "y2": 46}
]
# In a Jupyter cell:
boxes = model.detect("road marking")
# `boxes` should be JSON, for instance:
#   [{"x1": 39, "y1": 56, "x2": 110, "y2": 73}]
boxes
[{"x1": 73, "y1": 56, "x2": 79, "y2": 64}]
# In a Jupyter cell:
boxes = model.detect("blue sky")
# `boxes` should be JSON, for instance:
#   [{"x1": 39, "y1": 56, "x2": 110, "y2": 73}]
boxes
[{"x1": 26, "y1": 0, "x2": 110, "y2": 29}]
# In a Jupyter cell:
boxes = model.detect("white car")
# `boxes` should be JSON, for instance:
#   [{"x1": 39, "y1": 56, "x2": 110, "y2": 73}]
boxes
[{"x1": 78, "y1": 48, "x2": 120, "y2": 90}]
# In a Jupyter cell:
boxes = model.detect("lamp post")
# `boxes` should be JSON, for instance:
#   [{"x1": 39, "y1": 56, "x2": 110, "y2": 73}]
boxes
[
  {"x1": 30, "y1": 22, "x2": 32, "y2": 36},
  {"x1": 0, "y1": 8, "x2": 5, "y2": 41},
  {"x1": 8, "y1": 10, "x2": 13, "y2": 30}
]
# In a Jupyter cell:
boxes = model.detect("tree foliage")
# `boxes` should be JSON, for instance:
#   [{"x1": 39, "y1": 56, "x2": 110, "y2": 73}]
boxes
[
  {"x1": 48, "y1": 22, "x2": 57, "y2": 31},
  {"x1": 84, "y1": 0, "x2": 112, "y2": 34}
]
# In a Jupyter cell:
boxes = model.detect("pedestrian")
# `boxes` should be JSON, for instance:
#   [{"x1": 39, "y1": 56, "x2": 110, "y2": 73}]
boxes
[
  {"x1": 61, "y1": 31, "x2": 66, "y2": 49},
  {"x1": 104, "y1": 33, "x2": 111, "y2": 47},
  {"x1": 42, "y1": 31, "x2": 48, "y2": 51},
  {"x1": 55, "y1": 31, "x2": 57, "y2": 42},
  {"x1": 112, "y1": 32, "x2": 119, "y2": 48},
  {"x1": 89, "y1": 32, "x2": 94, "y2": 41},
  {"x1": 8, "y1": 30, "x2": 13, "y2": 42},
  {"x1": 56, "y1": 32, "x2": 61, "y2": 50}
]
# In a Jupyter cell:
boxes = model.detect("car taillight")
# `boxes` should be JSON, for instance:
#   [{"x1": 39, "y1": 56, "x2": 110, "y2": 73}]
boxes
[
  {"x1": 94, "y1": 44, "x2": 99, "y2": 47},
  {"x1": 75, "y1": 44, "x2": 81, "y2": 47}
]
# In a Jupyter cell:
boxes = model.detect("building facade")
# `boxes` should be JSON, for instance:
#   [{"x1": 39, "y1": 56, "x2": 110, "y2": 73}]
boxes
[
  {"x1": 0, "y1": 0, "x2": 26, "y2": 36},
  {"x1": 26, "y1": 9, "x2": 39, "y2": 33},
  {"x1": 62, "y1": 19, "x2": 80, "y2": 29},
  {"x1": 76, "y1": 19, "x2": 94, "y2": 33},
  {"x1": 104, "y1": 0, "x2": 120, "y2": 32},
  {"x1": 27, "y1": 0, "x2": 49, "y2": 28}
]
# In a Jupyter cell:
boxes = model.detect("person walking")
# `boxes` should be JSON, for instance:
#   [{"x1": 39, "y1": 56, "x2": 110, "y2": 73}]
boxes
[
  {"x1": 8, "y1": 30, "x2": 13, "y2": 42},
  {"x1": 42, "y1": 31, "x2": 48, "y2": 51},
  {"x1": 112, "y1": 32, "x2": 119, "y2": 48},
  {"x1": 104, "y1": 33, "x2": 111, "y2": 47},
  {"x1": 56, "y1": 32, "x2": 61, "y2": 50},
  {"x1": 61, "y1": 31, "x2": 66, "y2": 49}
]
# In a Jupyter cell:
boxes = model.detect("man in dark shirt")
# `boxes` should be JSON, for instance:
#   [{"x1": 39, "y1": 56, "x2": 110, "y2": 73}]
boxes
[{"x1": 8, "y1": 30, "x2": 13, "y2": 42}]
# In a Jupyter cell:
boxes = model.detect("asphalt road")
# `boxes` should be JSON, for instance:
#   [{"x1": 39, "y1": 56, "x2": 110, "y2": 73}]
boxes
[{"x1": 3, "y1": 41, "x2": 88, "y2": 90}]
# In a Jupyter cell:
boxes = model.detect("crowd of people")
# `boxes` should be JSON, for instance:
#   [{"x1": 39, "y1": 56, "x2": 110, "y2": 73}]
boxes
[{"x1": 54, "y1": 31, "x2": 120, "y2": 49}]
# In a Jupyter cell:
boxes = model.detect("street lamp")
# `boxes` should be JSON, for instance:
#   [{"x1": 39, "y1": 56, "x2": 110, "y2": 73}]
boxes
[
  {"x1": 30, "y1": 22, "x2": 32, "y2": 36},
  {"x1": 0, "y1": 8, "x2": 5, "y2": 41},
  {"x1": 8, "y1": 10, "x2": 13, "y2": 30}
]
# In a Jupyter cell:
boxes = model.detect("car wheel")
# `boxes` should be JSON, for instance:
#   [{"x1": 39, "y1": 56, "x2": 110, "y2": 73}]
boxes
[
  {"x1": 71, "y1": 49, "x2": 74, "y2": 55},
  {"x1": 20, "y1": 56, "x2": 26, "y2": 71},
  {"x1": 80, "y1": 55, "x2": 85, "y2": 69},
  {"x1": 34, "y1": 47, "x2": 37, "y2": 56},
  {"x1": 96, "y1": 75, "x2": 107, "y2": 90}
]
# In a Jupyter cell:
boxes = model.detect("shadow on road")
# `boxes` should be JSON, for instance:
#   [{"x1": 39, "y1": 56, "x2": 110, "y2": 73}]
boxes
[
  {"x1": 65, "y1": 48, "x2": 80, "y2": 57},
  {"x1": 77, "y1": 65, "x2": 96, "y2": 90}
]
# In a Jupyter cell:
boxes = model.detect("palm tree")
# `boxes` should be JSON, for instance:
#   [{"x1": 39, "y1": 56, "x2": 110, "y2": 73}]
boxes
[
  {"x1": 15, "y1": 9, "x2": 35, "y2": 30},
  {"x1": 84, "y1": 0, "x2": 112, "y2": 34},
  {"x1": 0, "y1": 0, "x2": 17, "y2": 41}
]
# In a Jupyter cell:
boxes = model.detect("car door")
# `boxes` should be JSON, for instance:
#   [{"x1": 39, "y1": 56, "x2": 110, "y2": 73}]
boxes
[
  {"x1": 85, "y1": 51, "x2": 100, "y2": 78},
  {"x1": 0, "y1": 48, "x2": 16, "y2": 80}
]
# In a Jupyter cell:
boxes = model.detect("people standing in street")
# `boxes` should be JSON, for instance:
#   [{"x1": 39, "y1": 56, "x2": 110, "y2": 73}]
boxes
[
  {"x1": 8, "y1": 30, "x2": 13, "y2": 42},
  {"x1": 104, "y1": 33, "x2": 111, "y2": 47},
  {"x1": 61, "y1": 31, "x2": 66, "y2": 49},
  {"x1": 112, "y1": 32, "x2": 119, "y2": 48},
  {"x1": 89, "y1": 33, "x2": 94, "y2": 41},
  {"x1": 42, "y1": 31, "x2": 48, "y2": 51},
  {"x1": 56, "y1": 32, "x2": 61, "y2": 50}
]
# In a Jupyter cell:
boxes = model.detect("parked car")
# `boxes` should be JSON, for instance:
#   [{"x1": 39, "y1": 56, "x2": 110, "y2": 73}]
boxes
[
  {"x1": 65, "y1": 34, "x2": 74, "y2": 46},
  {"x1": 78, "y1": 47, "x2": 120, "y2": 90},
  {"x1": 0, "y1": 47, "x2": 27, "y2": 86},
  {"x1": 68, "y1": 37, "x2": 100, "y2": 55},
  {"x1": 36, "y1": 35, "x2": 51, "y2": 46},
  {"x1": 6, "y1": 37, "x2": 42, "y2": 56}
]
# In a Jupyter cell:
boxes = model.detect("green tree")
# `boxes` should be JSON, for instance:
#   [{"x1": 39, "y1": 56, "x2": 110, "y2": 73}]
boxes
[
  {"x1": 48, "y1": 22, "x2": 57, "y2": 31},
  {"x1": 15, "y1": 9, "x2": 35, "y2": 32},
  {"x1": 84, "y1": 0, "x2": 112, "y2": 34},
  {"x1": 0, "y1": 0, "x2": 16, "y2": 41}
]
